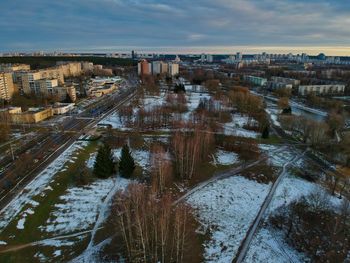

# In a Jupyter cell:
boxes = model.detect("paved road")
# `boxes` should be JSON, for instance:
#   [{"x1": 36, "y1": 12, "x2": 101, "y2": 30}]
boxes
[{"x1": 233, "y1": 150, "x2": 305, "y2": 263}]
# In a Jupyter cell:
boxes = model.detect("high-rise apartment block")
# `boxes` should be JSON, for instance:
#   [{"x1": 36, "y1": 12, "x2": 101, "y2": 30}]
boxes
[
  {"x1": 0, "y1": 72, "x2": 14, "y2": 100},
  {"x1": 138, "y1": 60, "x2": 179, "y2": 76}
]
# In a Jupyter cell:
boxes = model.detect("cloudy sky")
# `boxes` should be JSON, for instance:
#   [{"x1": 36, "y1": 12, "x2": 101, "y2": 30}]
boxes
[{"x1": 1, "y1": 0, "x2": 350, "y2": 55}]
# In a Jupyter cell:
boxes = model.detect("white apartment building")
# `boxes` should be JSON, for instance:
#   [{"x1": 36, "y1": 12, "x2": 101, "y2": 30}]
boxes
[
  {"x1": 298, "y1": 84, "x2": 345, "y2": 96},
  {"x1": 152, "y1": 61, "x2": 161, "y2": 75}
]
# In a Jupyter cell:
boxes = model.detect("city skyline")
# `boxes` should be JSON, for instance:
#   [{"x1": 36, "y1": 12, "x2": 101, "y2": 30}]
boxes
[{"x1": 1, "y1": 0, "x2": 350, "y2": 55}]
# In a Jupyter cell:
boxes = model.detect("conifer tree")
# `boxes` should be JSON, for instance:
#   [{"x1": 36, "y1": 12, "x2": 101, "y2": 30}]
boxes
[
  {"x1": 262, "y1": 125, "x2": 270, "y2": 139},
  {"x1": 119, "y1": 144, "x2": 135, "y2": 178},
  {"x1": 93, "y1": 143, "x2": 115, "y2": 179}
]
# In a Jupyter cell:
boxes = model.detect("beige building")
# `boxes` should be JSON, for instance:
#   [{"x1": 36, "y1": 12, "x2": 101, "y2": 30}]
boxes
[
  {"x1": 0, "y1": 72, "x2": 15, "y2": 100},
  {"x1": 10, "y1": 107, "x2": 53, "y2": 124},
  {"x1": 56, "y1": 62, "x2": 82, "y2": 77},
  {"x1": 168, "y1": 63, "x2": 179, "y2": 76},
  {"x1": 53, "y1": 86, "x2": 77, "y2": 102},
  {"x1": 52, "y1": 103, "x2": 75, "y2": 115},
  {"x1": 160, "y1": 61, "x2": 168, "y2": 74},
  {"x1": 17, "y1": 68, "x2": 64, "y2": 95},
  {"x1": 88, "y1": 84, "x2": 117, "y2": 97}
]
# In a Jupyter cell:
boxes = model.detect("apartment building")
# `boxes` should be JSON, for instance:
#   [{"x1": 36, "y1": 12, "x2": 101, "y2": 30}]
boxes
[
  {"x1": 0, "y1": 64, "x2": 30, "y2": 72},
  {"x1": 0, "y1": 72, "x2": 15, "y2": 100},
  {"x1": 270, "y1": 76, "x2": 300, "y2": 87},
  {"x1": 168, "y1": 63, "x2": 179, "y2": 76},
  {"x1": 56, "y1": 61, "x2": 82, "y2": 77},
  {"x1": 138, "y1": 60, "x2": 151, "y2": 76},
  {"x1": 244, "y1": 75, "x2": 268, "y2": 86},
  {"x1": 298, "y1": 84, "x2": 345, "y2": 96}
]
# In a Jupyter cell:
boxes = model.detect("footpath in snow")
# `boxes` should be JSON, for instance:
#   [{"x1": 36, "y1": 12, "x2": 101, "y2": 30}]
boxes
[{"x1": 187, "y1": 176, "x2": 271, "y2": 263}]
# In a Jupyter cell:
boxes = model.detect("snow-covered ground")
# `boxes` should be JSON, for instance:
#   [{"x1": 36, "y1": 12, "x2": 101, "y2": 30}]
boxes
[
  {"x1": 265, "y1": 108, "x2": 281, "y2": 127},
  {"x1": 40, "y1": 177, "x2": 129, "y2": 234},
  {"x1": 186, "y1": 92, "x2": 211, "y2": 112},
  {"x1": 0, "y1": 141, "x2": 88, "y2": 232},
  {"x1": 259, "y1": 144, "x2": 295, "y2": 167},
  {"x1": 143, "y1": 92, "x2": 167, "y2": 111},
  {"x1": 223, "y1": 114, "x2": 259, "y2": 138},
  {"x1": 244, "y1": 172, "x2": 343, "y2": 263},
  {"x1": 187, "y1": 176, "x2": 271, "y2": 263},
  {"x1": 211, "y1": 150, "x2": 239, "y2": 166},
  {"x1": 244, "y1": 227, "x2": 306, "y2": 263}
]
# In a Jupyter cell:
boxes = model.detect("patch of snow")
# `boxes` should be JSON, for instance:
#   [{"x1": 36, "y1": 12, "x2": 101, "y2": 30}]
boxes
[
  {"x1": 265, "y1": 108, "x2": 281, "y2": 127},
  {"x1": 86, "y1": 152, "x2": 97, "y2": 169},
  {"x1": 187, "y1": 176, "x2": 271, "y2": 263},
  {"x1": 39, "y1": 239, "x2": 75, "y2": 247},
  {"x1": 223, "y1": 125, "x2": 259, "y2": 138},
  {"x1": 53, "y1": 250, "x2": 62, "y2": 257},
  {"x1": 212, "y1": 150, "x2": 239, "y2": 166},
  {"x1": 0, "y1": 240, "x2": 7, "y2": 245},
  {"x1": 34, "y1": 252, "x2": 47, "y2": 262},
  {"x1": 24, "y1": 208, "x2": 35, "y2": 215},
  {"x1": 16, "y1": 217, "x2": 26, "y2": 230}
]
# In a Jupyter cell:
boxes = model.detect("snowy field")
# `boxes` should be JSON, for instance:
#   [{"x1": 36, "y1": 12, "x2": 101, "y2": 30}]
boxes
[
  {"x1": 40, "y1": 178, "x2": 129, "y2": 234},
  {"x1": 0, "y1": 141, "x2": 88, "y2": 232},
  {"x1": 244, "y1": 172, "x2": 343, "y2": 263},
  {"x1": 187, "y1": 176, "x2": 271, "y2": 263}
]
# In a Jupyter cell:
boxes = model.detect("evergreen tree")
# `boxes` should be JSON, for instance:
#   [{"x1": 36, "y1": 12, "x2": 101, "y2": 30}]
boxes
[
  {"x1": 93, "y1": 143, "x2": 115, "y2": 179},
  {"x1": 262, "y1": 125, "x2": 270, "y2": 139},
  {"x1": 119, "y1": 144, "x2": 135, "y2": 178}
]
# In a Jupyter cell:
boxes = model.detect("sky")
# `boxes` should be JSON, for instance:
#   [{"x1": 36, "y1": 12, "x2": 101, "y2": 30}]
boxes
[{"x1": 1, "y1": 0, "x2": 350, "y2": 55}]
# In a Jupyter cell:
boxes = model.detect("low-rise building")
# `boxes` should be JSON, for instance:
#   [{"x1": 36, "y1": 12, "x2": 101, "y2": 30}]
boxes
[
  {"x1": 298, "y1": 84, "x2": 346, "y2": 96},
  {"x1": 10, "y1": 107, "x2": 53, "y2": 124},
  {"x1": 270, "y1": 76, "x2": 300, "y2": 87},
  {"x1": 88, "y1": 84, "x2": 117, "y2": 97},
  {"x1": 51, "y1": 103, "x2": 75, "y2": 115},
  {"x1": 244, "y1": 75, "x2": 268, "y2": 86}
]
